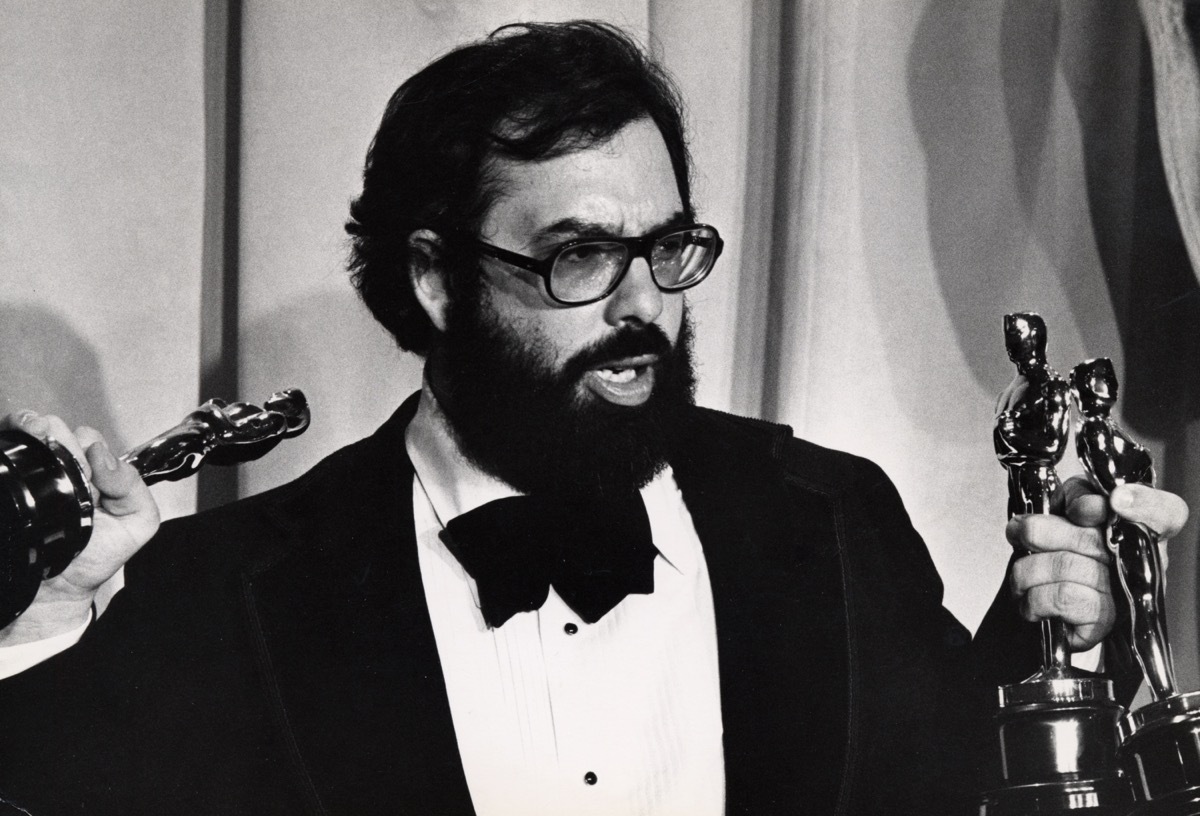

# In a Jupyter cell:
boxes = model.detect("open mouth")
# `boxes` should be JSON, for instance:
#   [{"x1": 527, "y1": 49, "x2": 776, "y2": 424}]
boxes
[{"x1": 583, "y1": 355, "x2": 658, "y2": 406}]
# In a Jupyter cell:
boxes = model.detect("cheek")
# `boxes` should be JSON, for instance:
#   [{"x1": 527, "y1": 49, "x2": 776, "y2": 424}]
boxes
[
  {"x1": 530, "y1": 308, "x2": 609, "y2": 367},
  {"x1": 484, "y1": 301, "x2": 581, "y2": 370},
  {"x1": 482, "y1": 262, "x2": 557, "y2": 310},
  {"x1": 502, "y1": 303, "x2": 614, "y2": 371},
  {"x1": 659, "y1": 293, "x2": 685, "y2": 341}
]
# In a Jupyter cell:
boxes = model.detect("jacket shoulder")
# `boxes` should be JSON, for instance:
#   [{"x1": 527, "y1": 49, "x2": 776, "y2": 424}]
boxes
[
  {"x1": 133, "y1": 403, "x2": 413, "y2": 581},
  {"x1": 685, "y1": 405, "x2": 892, "y2": 498},
  {"x1": 151, "y1": 431, "x2": 374, "y2": 537}
]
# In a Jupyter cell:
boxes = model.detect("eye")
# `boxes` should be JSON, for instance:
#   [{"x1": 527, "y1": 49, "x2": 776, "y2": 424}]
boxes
[
  {"x1": 655, "y1": 234, "x2": 687, "y2": 256},
  {"x1": 560, "y1": 243, "x2": 606, "y2": 263}
]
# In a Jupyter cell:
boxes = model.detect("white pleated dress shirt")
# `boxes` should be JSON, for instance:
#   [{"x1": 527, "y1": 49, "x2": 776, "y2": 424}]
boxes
[{"x1": 407, "y1": 389, "x2": 726, "y2": 816}]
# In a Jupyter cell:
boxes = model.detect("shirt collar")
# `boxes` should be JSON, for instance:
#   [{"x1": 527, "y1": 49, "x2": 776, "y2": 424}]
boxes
[
  {"x1": 404, "y1": 379, "x2": 692, "y2": 575},
  {"x1": 405, "y1": 380, "x2": 519, "y2": 526}
]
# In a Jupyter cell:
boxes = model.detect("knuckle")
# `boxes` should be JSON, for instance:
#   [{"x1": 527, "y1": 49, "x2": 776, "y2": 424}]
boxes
[
  {"x1": 1072, "y1": 524, "x2": 1101, "y2": 556},
  {"x1": 1053, "y1": 583, "x2": 1099, "y2": 623},
  {"x1": 1014, "y1": 515, "x2": 1045, "y2": 551},
  {"x1": 1052, "y1": 582, "x2": 1074, "y2": 612},
  {"x1": 1049, "y1": 550, "x2": 1073, "y2": 582}
]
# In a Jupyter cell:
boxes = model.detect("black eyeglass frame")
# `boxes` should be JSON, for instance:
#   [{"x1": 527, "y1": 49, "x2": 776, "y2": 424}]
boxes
[{"x1": 468, "y1": 223, "x2": 724, "y2": 306}]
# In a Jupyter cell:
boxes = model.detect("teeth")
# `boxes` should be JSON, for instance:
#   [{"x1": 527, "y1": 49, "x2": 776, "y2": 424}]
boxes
[{"x1": 596, "y1": 367, "x2": 637, "y2": 383}]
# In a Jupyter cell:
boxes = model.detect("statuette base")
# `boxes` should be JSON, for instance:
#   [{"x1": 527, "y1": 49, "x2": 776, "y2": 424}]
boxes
[
  {"x1": 981, "y1": 677, "x2": 1129, "y2": 815},
  {"x1": 1120, "y1": 691, "x2": 1200, "y2": 814}
]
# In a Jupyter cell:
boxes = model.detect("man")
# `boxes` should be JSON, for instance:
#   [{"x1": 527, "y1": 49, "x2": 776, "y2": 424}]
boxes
[{"x1": 0, "y1": 21, "x2": 1188, "y2": 816}]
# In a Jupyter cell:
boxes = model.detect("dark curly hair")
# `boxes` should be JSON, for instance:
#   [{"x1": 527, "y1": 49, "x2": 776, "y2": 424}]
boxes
[{"x1": 344, "y1": 20, "x2": 694, "y2": 353}]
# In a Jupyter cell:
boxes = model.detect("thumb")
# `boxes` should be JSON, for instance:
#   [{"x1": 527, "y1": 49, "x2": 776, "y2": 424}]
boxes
[{"x1": 85, "y1": 439, "x2": 157, "y2": 521}]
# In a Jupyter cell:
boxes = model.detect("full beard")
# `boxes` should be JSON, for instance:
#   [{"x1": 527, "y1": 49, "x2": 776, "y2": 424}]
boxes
[{"x1": 429, "y1": 292, "x2": 697, "y2": 500}]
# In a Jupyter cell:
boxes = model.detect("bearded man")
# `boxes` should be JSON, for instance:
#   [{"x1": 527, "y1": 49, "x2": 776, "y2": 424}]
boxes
[{"x1": 0, "y1": 20, "x2": 1188, "y2": 816}]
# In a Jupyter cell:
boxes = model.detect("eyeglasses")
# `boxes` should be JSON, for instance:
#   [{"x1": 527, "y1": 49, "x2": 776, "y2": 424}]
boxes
[{"x1": 470, "y1": 223, "x2": 723, "y2": 306}]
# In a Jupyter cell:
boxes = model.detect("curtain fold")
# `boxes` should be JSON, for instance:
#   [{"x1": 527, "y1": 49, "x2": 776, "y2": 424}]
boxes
[{"x1": 1140, "y1": 0, "x2": 1200, "y2": 278}]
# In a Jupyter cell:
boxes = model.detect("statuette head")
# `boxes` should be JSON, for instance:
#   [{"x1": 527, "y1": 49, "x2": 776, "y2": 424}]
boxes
[
  {"x1": 1070, "y1": 358, "x2": 1117, "y2": 417},
  {"x1": 1004, "y1": 313, "x2": 1048, "y2": 374}
]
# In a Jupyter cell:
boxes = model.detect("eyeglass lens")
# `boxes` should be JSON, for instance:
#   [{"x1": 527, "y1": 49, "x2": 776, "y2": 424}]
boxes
[{"x1": 549, "y1": 227, "x2": 717, "y2": 303}]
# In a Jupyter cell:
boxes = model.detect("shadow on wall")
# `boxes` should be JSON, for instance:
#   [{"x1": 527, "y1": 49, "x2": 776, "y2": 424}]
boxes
[
  {"x1": 0, "y1": 302, "x2": 122, "y2": 449},
  {"x1": 907, "y1": 0, "x2": 1053, "y2": 399},
  {"x1": 905, "y1": 0, "x2": 1136, "y2": 396},
  {"x1": 235, "y1": 286, "x2": 423, "y2": 497}
]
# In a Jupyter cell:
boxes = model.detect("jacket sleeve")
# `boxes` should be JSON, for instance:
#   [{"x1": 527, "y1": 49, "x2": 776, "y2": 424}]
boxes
[{"x1": 805, "y1": 448, "x2": 1043, "y2": 814}]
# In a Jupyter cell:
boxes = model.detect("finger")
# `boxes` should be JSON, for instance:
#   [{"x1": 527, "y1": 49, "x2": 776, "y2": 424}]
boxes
[
  {"x1": 74, "y1": 426, "x2": 103, "y2": 451},
  {"x1": 1111, "y1": 484, "x2": 1189, "y2": 540},
  {"x1": 74, "y1": 427, "x2": 105, "y2": 504},
  {"x1": 1007, "y1": 513, "x2": 1109, "y2": 562},
  {"x1": 1010, "y1": 550, "x2": 1112, "y2": 596},
  {"x1": 43, "y1": 415, "x2": 92, "y2": 482},
  {"x1": 0, "y1": 410, "x2": 49, "y2": 432},
  {"x1": 1067, "y1": 621, "x2": 1113, "y2": 652},
  {"x1": 994, "y1": 385, "x2": 1012, "y2": 416},
  {"x1": 1051, "y1": 475, "x2": 1099, "y2": 518},
  {"x1": 0, "y1": 411, "x2": 30, "y2": 431},
  {"x1": 1019, "y1": 582, "x2": 1115, "y2": 633},
  {"x1": 1064, "y1": 493, "x2": 1109, "y2": 528},
  {"x1": 995, "y1": 376, "x2": 1030, "y2": 415},
  {"x1": 84, "y1": 439, "x2": 150, "y2": 517},
  {"x1": 2, "y1": 411, "x2": 92, "y2": 482},
  {"x1": 1054, "y1": 475, "x2": 1108, "y2": 526}
]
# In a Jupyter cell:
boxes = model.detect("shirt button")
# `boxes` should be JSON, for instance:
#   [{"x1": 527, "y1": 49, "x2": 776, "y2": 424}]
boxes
[
  {"x1": 584, "y1": 771, "x2": 598, "y2": 785},
  {"x1": 564, "y1": 622, "x2": 579, "y2": 635}
]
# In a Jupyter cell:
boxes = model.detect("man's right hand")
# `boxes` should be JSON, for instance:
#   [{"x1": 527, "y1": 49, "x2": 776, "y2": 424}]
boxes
[{"x1": 0, "y1": 411, "x2": 160, "y2": 646}]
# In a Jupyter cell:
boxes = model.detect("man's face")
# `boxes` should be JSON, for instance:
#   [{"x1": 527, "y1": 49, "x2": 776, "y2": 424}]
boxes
[
  {"x1": 474, "y1": 117, "x2": 686, "y2": 404},
  {"x1": 430, "y1": 118, "x2": 696, "y2": 497}
]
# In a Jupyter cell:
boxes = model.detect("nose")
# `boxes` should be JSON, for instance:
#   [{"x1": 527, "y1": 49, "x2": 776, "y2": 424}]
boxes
[{"x1": 603, "y1": 257, "x2": 662, "y2": 326}]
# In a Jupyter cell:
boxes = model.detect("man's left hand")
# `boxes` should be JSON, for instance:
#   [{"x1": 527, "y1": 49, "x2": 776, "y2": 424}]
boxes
[{"x1": 1007, "y1": 476, "x2": 1189, "y2": 650}]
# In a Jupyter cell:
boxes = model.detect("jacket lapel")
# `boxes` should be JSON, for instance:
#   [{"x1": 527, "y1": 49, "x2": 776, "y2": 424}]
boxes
[
  {"x1": 669, "y1": 409, "x2": 852, "y2": 815},
  {"x1": 242, "y1": 397, "x2": 475, "y2": 815}
]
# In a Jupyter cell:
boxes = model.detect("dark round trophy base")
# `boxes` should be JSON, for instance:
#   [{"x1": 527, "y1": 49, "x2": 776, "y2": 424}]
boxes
[
  {"x1": 0, "y1": 430, "x2": 93, "y2": 627},
  {"x1": 1120, "y1": 691, "x2": 1200, "y2": 815},
  {"x1": 980, "y1": 677, "x2": 1131, "y2": 816},
  {"x1": 980, "y1": 778, "x2": 1133, "y2": 815}
]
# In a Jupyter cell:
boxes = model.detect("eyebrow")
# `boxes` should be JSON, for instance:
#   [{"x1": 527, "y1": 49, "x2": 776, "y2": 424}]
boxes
[{"x1": 536, "y1": 210, "x2": 690, "y2": 242}]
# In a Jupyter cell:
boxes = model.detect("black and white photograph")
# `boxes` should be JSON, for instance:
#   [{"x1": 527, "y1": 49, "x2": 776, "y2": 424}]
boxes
[{"x1": 2, "y1": 1, "x2": 1199, "y2": 813}]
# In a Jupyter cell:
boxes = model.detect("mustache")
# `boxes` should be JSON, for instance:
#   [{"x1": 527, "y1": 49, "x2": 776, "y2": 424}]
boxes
[{"x1": 560, "y1": 323, "x2": 675, "y2": 381}]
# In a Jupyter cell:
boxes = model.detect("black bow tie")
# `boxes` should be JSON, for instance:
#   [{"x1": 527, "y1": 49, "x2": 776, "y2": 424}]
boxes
[{"x1": 439, "y1": 492, "x2": 658, "y2": 629}]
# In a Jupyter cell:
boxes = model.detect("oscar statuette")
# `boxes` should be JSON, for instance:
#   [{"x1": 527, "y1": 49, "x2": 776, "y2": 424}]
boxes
[
  {"x1": 1073, "y1": 359, "x2": 1200, "y2": 815},
  {"x1": 0, "y1": 388, "x2": 310, "y2": 628},
  {"x1": 980, "y1": 315, "x2": 1129, "y2": 815}
]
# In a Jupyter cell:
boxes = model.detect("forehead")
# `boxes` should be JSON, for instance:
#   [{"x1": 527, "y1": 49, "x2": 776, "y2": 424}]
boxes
[{"x1": 480, "y1": 118, "x2": 682, "y2": 244}]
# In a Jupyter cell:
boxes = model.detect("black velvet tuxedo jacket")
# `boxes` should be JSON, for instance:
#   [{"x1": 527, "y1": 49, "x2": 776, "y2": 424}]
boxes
[{"x1": 0, "y1": 397, "x2": 1053, "y2": 815}]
